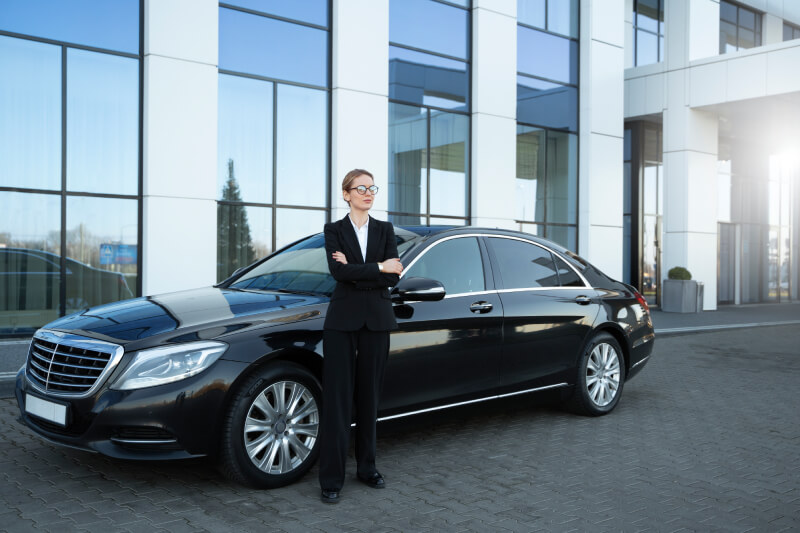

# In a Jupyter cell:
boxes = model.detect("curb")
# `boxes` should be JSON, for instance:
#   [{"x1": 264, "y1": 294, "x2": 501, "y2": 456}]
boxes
[{"x1": 654, "y1": 320, "x2": 800, "y2": 336}]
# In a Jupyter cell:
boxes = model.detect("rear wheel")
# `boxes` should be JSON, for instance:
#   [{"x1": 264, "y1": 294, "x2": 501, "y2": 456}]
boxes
[
  {"x1": 566, "y1": 332, "x2": 625, "y2": 416},
  {"x1": 219, "y1": 362, "x2": 321, "y2": 488}
]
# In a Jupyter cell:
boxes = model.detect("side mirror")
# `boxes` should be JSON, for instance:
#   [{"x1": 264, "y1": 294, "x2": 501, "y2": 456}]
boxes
[{"x1": 391, "y1": 277, "x2": 446, "y2": 302}]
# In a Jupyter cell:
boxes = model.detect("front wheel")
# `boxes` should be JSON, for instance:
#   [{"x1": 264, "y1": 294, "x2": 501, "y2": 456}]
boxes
[
  {"x1": 219, "y1": 362, "x2": 321, "y2": 488},
  {"x1": 566, "y1": 332, "x2": 626, "y2": 416}
]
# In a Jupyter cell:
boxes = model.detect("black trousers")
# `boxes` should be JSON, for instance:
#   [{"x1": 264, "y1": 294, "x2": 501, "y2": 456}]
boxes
[{"x1": 319, "y1": 327, "x2": 390, "y2": 491}]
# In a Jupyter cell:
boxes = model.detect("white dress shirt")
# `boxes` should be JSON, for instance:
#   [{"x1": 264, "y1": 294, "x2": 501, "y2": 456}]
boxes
[{"x1": 349, "y1": 215, "x2": 369, "y2": 262}]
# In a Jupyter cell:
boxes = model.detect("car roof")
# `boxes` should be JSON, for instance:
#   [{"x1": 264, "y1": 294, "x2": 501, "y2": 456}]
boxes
[{"x1": 396, "y1": 225, "x2": 572, "y2": 253}]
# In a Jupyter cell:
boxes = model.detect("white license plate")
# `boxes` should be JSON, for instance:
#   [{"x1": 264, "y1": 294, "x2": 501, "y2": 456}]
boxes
[{"x1": 25, "y1": 394, "x2": 68, "y2": 426}]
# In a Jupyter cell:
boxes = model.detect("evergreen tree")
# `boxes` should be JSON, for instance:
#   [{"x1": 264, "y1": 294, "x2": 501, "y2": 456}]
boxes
[{"x1": 218, "y1": 159, "x2": 256, "y2": 280}]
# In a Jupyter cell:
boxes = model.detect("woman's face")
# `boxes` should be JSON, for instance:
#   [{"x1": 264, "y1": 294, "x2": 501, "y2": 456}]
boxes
[{"x1": 343, "y1": 174, "x2": 375, "y2": 212}]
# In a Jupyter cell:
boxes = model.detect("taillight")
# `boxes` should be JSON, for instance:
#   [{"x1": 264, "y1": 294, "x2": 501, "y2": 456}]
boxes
[{"x1": 634, "y1": 291, "x2": 650, "y2": 313}]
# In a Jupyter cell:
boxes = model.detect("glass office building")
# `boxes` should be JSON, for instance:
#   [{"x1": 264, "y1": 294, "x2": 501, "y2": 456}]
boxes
[{"x1": 1, "y1": 0, "x2": 800, "y2": 336}]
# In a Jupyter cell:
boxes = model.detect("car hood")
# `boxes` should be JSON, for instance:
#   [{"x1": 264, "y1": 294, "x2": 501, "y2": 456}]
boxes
[{"x1": 45, "y1": 287, "x2": 327, "y2": 343}]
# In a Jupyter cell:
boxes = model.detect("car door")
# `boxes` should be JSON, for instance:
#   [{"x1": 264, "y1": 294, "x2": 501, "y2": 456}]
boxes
[
  {"x1": 380, "y1": 236, "x2": 503, "y2": 413},
  {"x1": 485, "y1": 236, "x2": 599, "y2": 389}
]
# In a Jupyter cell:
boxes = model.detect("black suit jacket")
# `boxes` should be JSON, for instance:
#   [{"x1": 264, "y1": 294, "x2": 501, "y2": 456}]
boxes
[{"x1": 322, "y1": 215, "x2": 400, "y2": 331}]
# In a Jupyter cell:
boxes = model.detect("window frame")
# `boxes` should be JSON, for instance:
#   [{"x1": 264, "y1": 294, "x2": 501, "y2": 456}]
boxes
[
  {"x1": 719, "y1": 0, "x2": 763, "y2": 54},
  {"x1": 632, "y1": 0, "x2": 665, "y2": 66}
]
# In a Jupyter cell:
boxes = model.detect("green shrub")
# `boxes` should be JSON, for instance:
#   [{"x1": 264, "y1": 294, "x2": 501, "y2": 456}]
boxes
[{"x1": 668, "y1": 266, "x2": 692, "y2": 280}]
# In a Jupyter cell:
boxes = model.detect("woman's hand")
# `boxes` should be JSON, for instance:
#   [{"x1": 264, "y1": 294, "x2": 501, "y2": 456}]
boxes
[
  {"x1": 332, "y1": 251, "x2": 348, "y2": 264},
  {"x1": 380, "y1": 258, "x2": 403, "y2": 275}
]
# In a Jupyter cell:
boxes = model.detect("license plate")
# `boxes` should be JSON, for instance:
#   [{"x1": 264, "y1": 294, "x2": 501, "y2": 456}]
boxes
[{"x1": 25, "y1": 394, "x2": 68, "y2": 426}]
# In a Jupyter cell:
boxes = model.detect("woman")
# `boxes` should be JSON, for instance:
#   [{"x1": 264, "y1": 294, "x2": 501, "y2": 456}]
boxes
[{"x1": 319, "y1": 169, "x2": 403, "y2": 504}]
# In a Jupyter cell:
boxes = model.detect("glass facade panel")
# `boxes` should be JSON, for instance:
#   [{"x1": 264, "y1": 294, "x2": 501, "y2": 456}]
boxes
[
  {"x1": 0, "y1": 0, "x2": 139, "y2": 54},
  {"x1": 65, "y1": 196, "x2": 137, "y2": 313},
  {"x1": 547, "y1": 0, "x2": 578, "y2": 38},
  {"x1": 222, "y1": 0, "x2": 328, "y2": 27},
  {"x1": 389, "y1": 46, "x2": 468, "y2": 111},
  {"x1": 546, "y1": 225, "x2": 577, "y2": 252},
  {"x1": 0, "y1": 36, "x2": 61, "y2": 191},
  {"x1": 275, "y1": 84, "x2": 327, "y2": 208},
  {"x1": 545, "y1": 131, "x2": 577, "y2": 225},
  {"x1": 517, "y1": 0, "x2": 545, "y2": 29},
  {"x1": 719, "y1": 1, "x2": 762, "y2": 53},
  {"x1": 389, "y1": 103, "x2": 428, "y2": 219},
  {"x1": 516, "y1": 126, "x2": 545, "y2": 223},
  {"x1": 518, "y1": 26, "x2": 577, "y2": 84},
  {"x1": 636, "y1": 30, "x2": 658, "y2": 66},
  {"x1": 218, "y1": 74, "x2": 273, "y2": 203},
  {"x1": 219, "y1": 7, "x2": 328, "y2": 87},
  {"x1": 429, "y1": 111, "x2": 467, "y2": 217},
  {"x1": 636, "y1": 0, "x2": 659, "y2": 32},
  {"x1": 517, "y1": 75, "x2": 577, "y2": 132},
  {"x1": 720, "y1": 21, "x2": 738, "y2": 53},
  {"x1": 389, "y1": 0, "x2": 468, "y2": 59},
  {"x1": 784, "y1": 23, "x2": 800, "y2": 41},
  {"x1": 0, "y1": 192, "x2": 61, "y2": 335},
  {"x1": 275, "y1": 209, "x2": 325, "y2": 250},
  {"x1": 217, "y1": 204, "x2": 271, "y2": 281},
  {"x1": 66, "y1": 49, "x2": 139, "y2": 195}
]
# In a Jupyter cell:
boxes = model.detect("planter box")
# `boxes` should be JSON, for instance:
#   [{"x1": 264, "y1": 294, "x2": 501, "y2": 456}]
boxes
[{"x1": 662, "y1": 279, "x2": 704, "y2": 313}]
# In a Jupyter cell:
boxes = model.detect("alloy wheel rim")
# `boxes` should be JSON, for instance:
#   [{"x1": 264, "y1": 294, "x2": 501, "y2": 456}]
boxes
[
  {"x1": 244, "y1": 380, "x2": 319, "y2": 475},
  {"x1": 586, "y1": 343, "x2": 621, "y2": 407}
]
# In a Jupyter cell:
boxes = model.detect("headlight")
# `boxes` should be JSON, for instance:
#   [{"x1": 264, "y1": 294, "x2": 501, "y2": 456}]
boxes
[{"x1": 111, "y1": 341, "x2": 228, "y2": 391}]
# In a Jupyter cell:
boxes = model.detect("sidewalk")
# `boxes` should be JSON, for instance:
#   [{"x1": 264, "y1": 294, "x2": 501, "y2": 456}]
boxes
[{"x1": 651, "y1": 301, "x2": 800, "y2": 335}]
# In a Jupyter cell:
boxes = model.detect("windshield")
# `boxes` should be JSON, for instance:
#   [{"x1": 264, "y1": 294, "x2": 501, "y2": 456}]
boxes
[{"x1": 228, "y1": 227, "x2": 424, "y2": 296}]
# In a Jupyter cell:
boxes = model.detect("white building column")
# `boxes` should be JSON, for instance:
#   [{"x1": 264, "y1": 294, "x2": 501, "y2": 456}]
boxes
[
  {"x1": 662, "y1": 0, "x2": 720, "y2": 310},
  {"x1": 578, "y1": 0, "x2": 625, "y2": 278},
  {"x1": 142, "y1": 0, "x2": 218, "y2": 295},
  {"x1": 331, "y1": 0, "x2": 389, "y2": 222},
  {"x1": 471, "y1": 1, "x2": 518, "y2": 229}
]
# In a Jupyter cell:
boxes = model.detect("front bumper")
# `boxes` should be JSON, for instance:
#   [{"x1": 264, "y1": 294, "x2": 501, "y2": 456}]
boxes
[{"x1": 15, "y1": 359, "x2": 248, "y2": 460}]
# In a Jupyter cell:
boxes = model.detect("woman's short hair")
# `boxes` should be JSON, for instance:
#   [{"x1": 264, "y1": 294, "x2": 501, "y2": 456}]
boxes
[{"x1": 342, "y1": 169, "x2": 374, "y2": 192}]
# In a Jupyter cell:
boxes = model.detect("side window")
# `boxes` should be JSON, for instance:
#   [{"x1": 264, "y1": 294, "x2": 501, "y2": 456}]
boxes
[
  {"x1": 554, "y1": 255, "x2": 585, "y2": 287},
  {"x1": 404, "y1": 237, "x2": 485, "y2": 295},
  {"x1": 488, "y1": 237, "x2": 559, "y2": 289}
]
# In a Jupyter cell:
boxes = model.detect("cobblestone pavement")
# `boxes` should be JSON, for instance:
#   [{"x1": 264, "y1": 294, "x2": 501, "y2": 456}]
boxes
[{"x1": 1, "y1": 326, "x2": 798, "y2": 532}]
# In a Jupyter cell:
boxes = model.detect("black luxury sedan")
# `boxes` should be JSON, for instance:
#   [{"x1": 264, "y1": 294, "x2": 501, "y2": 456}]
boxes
[{"x1": 15, "y1": 227, "x2": 654, "y2": 488}]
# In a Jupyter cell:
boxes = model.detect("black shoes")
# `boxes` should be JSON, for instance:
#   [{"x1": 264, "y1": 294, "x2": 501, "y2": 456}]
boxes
[
  {"x1": 357, "y1": 471, "x2": 386, "y2": 489},
  {"x1": 321, "y1": 489, "x2": 340, "y2": 504}
]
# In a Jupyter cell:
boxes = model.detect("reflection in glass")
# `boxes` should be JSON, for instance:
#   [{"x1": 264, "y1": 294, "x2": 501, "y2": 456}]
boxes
[
  {"x1": 218, "y1": 74, "x2": 273, "y2": 203},
  {"x1": 429, "y1": 111, "x2": 467, "y2": 217},
  {"x1": 547, "y1": 0, "x2": 578, "y2": 38},
  {"x1": 517, "y1": 75, "x2": 577, "y2": 131},
  {"x1": 516, "y1": 125, "x2": 545, "y2": 223},
  {"x1": 276, "y1": 209, "x2": 325, "y2": 250},
  {"x1": 642, "y1": 216, "x2": 657, "y2": 300},
  {"x1": 389, "y1": 46, "x2": 469, "y2": 111},
  {"x1": 390, "y1": 0, "x2": 468, "y2": 59},
  {"x1": 275, "y1": 85, "x2": 327, "y2": 207},
  {"x1": 518, "y1": 0, "x2": 545, "y2": 28},
  {"x1": 218, "y1": 203, "x2": 271, "y2": 282},
  {"x1": 518, "y1": 26, "x2": 577, "y2": 84},
  {"x1": 65, "y1": 196, "x2": 137, "y2": 312},
  {"x1": 405, "y1": 237, "x2": 484, "y2": 294},
  {"x1": 219, "y1": 7, "x2": 328, "y2": 87},
  {"x1": 545, "y1": 131, "x2": 577, "y2": 224},
  {"x1": 635, "y1": 0, "x2": 659, "y2": 33},
  {"x1": 489, "y1": 237, "x2": 559, "y2": 288},
  {"x1": 223, "y1": 0, "x2": 328, "y2": 27},
  {"x1": 67, "y1": 49, "x2": 139, "y2": 195},
  {"x1": 0, "y1": 192, "x2": 61, "y2": 334},
  {"x1": 389, "y1": 103, "x2": 428, "y2": 218},
  {"x1": 0, "y1": 36, "x2": 61, "y2": 190},
  {"x1": 636, "y1": 30, "x2": 658, "y2": 66},
  {"x1": 0, "y1": 0, "x2": 139, "y2": 54}
]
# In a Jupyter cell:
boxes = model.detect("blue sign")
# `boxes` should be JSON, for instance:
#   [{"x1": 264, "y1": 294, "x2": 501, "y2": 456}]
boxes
[{"x1": 99, "y1": 244, "x2": 137, "y2": 265}]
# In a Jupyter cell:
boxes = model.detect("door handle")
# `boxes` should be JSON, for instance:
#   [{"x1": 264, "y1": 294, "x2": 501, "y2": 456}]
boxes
[
  {"x1": 470, "y1": 301, "x2": 493, "y2": 313},
  {"x1": 575, "y1": 295, "x2": 592, "y2": 305}
]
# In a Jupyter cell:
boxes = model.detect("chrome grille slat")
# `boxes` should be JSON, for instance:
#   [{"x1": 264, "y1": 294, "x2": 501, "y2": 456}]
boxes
[{"x1": 25, "y1": 330, "x2": 124, "y2": 398}]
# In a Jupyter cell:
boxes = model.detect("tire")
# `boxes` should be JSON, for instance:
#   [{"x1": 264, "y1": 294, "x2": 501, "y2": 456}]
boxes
[
  {"x1": 565, "y1": 332, "x2": 626, "y2": 416},
  {"x1": 219, "y1": 362, "x2": 321, "y2": 488}
]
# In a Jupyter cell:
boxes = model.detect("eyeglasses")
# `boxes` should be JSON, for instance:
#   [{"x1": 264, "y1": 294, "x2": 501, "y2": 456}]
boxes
[{"x1": 348, "y1": 185, "x2": 379, "y2": 195}]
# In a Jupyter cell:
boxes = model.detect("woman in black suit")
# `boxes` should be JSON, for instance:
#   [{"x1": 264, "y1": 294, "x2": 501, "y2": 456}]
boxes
[{"x1": 319, "y1": 169, "x2": 403, "y2": 504}]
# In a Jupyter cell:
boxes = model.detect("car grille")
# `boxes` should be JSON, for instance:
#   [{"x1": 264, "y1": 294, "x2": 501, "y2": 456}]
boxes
[{"x1": 26, "y1": 331, "x2": 124, "y2": 397}]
